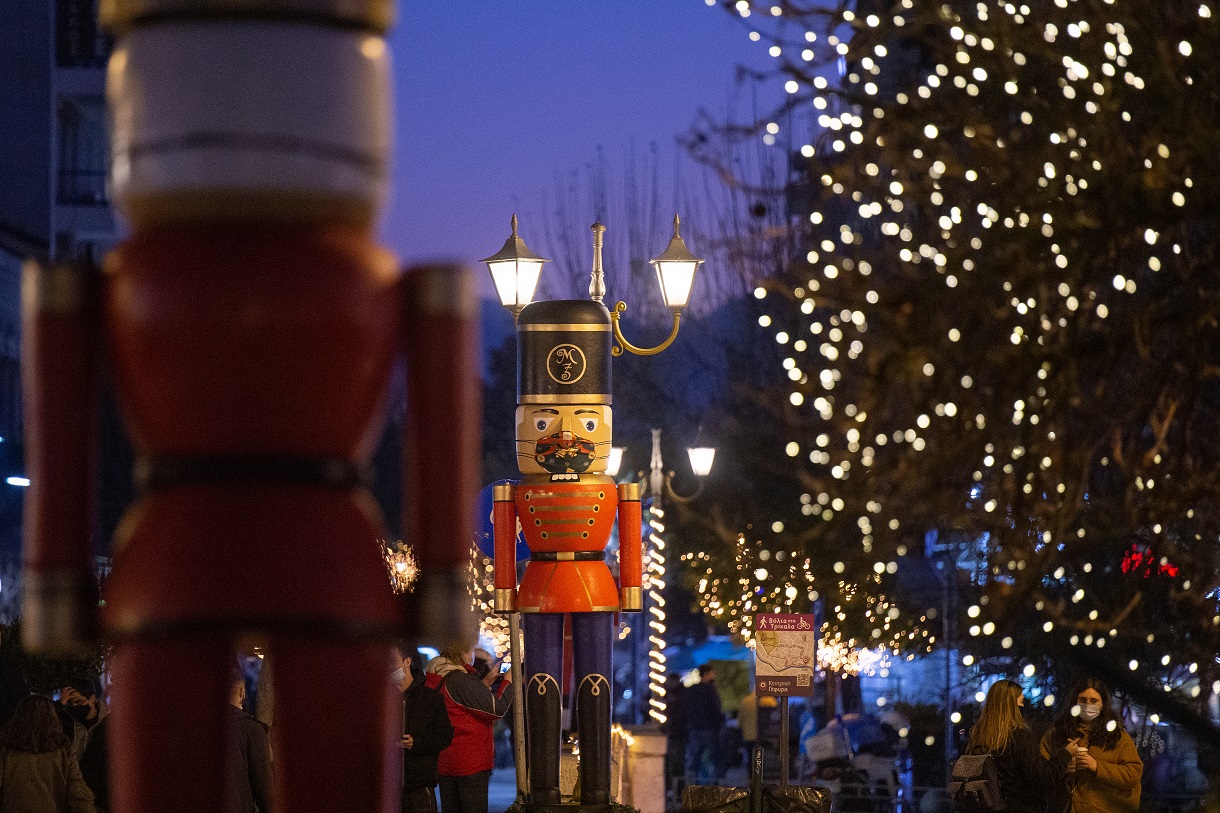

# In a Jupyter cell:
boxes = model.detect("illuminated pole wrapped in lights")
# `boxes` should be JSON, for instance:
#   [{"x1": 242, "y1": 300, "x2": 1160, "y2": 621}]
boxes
[
  {"x1": 646, "y1": 428, "x2": 669, "y2": 723},
  {"x1": 640, "y1": 428, "x2": 715, "y2": 724}
]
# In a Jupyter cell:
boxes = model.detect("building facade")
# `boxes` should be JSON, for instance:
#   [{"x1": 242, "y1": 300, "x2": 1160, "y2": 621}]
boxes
[{"x1": 0, "y1": 0, "x2": 117, "y2": 577}]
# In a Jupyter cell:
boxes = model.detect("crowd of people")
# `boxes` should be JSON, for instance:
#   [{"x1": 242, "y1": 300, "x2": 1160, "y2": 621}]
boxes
[
  {"x1": 660, "y1": 663, "x2": 1147, "y2": 813},
  {"x1": 0, "y1": 638, "x2": 512, "y2": 813},
  {"x1": 0, "y1": 656, "x2": 270, "y2": 813},
  {"x1": 0, "y1": 667, "x2": 111, "y2": 813},
  {"x1": 392, "y1": 643, "x2": 512, "y2": 813},
  {"x1": 0, "y1": 637, "x2": 1148, "y2": 813}
]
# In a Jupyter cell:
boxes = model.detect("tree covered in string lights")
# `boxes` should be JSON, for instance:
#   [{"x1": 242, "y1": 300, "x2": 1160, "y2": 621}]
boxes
[{"x1": 683, "y1": 0, "x2": 1220, "y2": 699}]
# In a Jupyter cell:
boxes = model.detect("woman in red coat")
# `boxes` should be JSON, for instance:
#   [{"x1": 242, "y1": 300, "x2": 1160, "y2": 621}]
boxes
[{"x1": 425, "y1": 647, "x2": 512, "y2": 813}]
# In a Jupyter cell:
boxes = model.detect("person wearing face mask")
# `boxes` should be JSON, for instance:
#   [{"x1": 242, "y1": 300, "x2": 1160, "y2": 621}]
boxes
[
  {"x1": 425, "y1": 645, "x2": 512, "y2": 813},
  {"x1": 966, "y1": 679, "x2": 1079, "y2": 813},
  {"x1": 393, "y1": 645, "x2": 454, "y2": 813},
  {"x1": 1040, "y1": 678, "x2": 1143, "y2": 813}
]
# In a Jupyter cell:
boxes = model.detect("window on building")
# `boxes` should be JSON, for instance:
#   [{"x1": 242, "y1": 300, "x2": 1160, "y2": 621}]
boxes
[
  {"x1": 56, "y1": 0, "x2": 110, "y2": 68},
  {"x1": 57, "y1": 96, "x2": 108, "y2": 206}
]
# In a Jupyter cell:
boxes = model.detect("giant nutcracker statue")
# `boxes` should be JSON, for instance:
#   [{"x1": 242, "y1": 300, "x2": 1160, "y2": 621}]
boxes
[
  {"x1": 20, "y1": 0, "x2": 479, "y2": 812},
  {"x1": 494, "y1": 298, "x2": 642, "y2": 809},
  {"x1": 489, "y1": 217, "x2": 703, "y2": 811}
]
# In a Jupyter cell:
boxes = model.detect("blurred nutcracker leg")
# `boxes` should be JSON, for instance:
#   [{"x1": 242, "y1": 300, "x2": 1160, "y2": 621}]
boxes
[
  {"x1": 270, "y1": 638, "x2": 398, "y2": 813},
  {"x1": 109, "y1": 637, "x2": 232, "y2": 813}
]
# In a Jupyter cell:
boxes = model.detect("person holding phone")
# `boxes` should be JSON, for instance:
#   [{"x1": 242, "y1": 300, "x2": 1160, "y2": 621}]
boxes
[
  {"x1": 426, "y1": 645, "x2": 512, "y2": 813},
  {"x1": 393, "y1": 646, "x2": 454, "y2": 813}
]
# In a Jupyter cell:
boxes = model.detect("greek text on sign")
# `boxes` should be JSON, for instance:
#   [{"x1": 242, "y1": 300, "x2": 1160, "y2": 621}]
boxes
[
  {"x1": 754, "y1": 613, "x2": 817, "y2": 697},
  {"x1": 757, "y1": 615, "x2": 814, "y2": 631}
]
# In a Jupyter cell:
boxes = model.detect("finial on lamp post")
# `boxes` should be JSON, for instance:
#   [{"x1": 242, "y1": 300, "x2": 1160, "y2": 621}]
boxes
[
  {"x1": 646, "y1": 428, "x2": 715, "y2": 507},
  {"x1": 589, "y1": 221, "x2": 606, "y2": 303},
  {"x1": 649, "y1": 429, "x2": 664, "y2": 509}
]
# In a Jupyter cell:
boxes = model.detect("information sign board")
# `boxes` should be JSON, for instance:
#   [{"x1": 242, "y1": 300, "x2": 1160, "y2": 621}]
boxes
[{"x1": 754, "y1": 613, "x2": 817, "y2": 697}]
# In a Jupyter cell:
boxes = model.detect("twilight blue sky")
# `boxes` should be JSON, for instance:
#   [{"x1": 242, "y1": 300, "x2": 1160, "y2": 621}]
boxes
[{"x1": 384, "y1": 1, "x2": 771, "y2": 297}]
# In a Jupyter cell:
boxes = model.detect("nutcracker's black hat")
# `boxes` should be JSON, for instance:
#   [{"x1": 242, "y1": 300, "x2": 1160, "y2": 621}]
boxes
[{"x1": 517, "y1": 299, "x2": 612, "y2": 405}]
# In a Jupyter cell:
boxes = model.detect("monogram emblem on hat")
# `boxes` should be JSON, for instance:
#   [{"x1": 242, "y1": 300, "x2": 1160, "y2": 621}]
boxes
[{"x1": 546, "y1": 344, "x2": 586, "y2": 384}]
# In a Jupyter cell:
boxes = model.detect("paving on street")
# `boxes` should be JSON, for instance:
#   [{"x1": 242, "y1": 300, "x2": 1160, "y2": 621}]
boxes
[{"x1": 489, "y1": 768, "x2": 519, "y2": 813}]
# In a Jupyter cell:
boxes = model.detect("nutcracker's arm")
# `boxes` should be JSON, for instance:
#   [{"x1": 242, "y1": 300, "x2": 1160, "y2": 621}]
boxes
[
  {"x1": 401, "y1": 264, "x2": 481, "y2": 645},
  {"x1": 492, "y1": 482, "x2": 518, "y2": 613},
  {"x1": 617, "y1": 482, "x2": 642, "y2": 612},
  {"x1": 21, "y1": 260, "x2": 100, "y2": 653}
]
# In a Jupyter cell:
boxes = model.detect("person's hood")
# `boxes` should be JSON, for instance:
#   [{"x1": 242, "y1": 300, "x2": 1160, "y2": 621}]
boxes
[{"x1": 425, "y1": 656, "x2": 467, "y2": 677}]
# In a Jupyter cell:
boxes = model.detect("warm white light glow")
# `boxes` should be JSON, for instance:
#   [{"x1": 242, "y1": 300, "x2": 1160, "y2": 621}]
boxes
[
  {"x1": 488, "y1": 259, "x2": 543, "y2": 311},
  {"x1": 687, "y1": 446, "x2": 716, "y2": 477},
  {"x1": 654, "y1": 260, "x2": 698, "y2": 309},
  {"x1": 607, "y1": 447, "x2": 625, "y2": 477}
]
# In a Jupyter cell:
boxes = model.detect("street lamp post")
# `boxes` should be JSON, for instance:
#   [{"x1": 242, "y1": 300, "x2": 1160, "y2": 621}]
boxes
[{"x1": 636, "y1": 429, "x2": 715, "y2": 724}]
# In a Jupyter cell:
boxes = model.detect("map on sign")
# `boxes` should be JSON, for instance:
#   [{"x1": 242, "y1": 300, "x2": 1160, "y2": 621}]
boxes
[
  {"x1": 754, "y1": 613, "x2": 817, "y2": 697},
  {"x1": 756, "y1": 629, "x2": 816, "y2": 673}
]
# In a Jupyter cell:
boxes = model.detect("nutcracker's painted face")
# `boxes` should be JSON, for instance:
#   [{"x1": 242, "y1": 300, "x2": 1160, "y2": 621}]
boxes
[{"x1": 516, "y1": 404, "x2": 613, "y2": 476}]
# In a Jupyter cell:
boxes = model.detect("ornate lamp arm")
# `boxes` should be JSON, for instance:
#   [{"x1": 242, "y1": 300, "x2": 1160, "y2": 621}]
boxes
[
  {"x1": 663, "y1": 470, "x2": 705, "y2": 504},
  {"x1": 609, "y1": 301, "x2": 682, "y2": 357}
]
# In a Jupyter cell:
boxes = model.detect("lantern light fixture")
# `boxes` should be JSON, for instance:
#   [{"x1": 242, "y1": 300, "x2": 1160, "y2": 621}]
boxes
[{"x1": 482, "y1": 213, "x2": 549, "y2": 321}]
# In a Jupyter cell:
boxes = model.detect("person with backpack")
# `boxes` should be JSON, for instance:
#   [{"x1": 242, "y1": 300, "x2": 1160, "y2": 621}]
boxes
[
  {"x1": 1039, "y1": 678, "x2": 1143, "y2": 813},
  {"x1": 961, "y1": 679, "x2": 1079, "y2": 813},
  {"x1": 425, "y1": 646, "x2": 512, "y2": 813}
]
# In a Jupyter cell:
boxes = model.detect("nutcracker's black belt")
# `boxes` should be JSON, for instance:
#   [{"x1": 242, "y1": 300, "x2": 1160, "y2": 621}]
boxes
[
  {"x1": 529, "y1": 551, "x2": 605, "y2": 562},
  {"x1": 136, "y1": 454, "x2": 367, "y2": 492}
]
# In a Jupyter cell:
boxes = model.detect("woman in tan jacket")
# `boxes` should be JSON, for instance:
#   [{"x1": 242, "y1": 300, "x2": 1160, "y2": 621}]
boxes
[
  {"x1": 1040, "y1": 678, "x2": 1143, "y2": 813},
  {"x1": 0, "y1": 695, "x2": 97, "y2": 813}
]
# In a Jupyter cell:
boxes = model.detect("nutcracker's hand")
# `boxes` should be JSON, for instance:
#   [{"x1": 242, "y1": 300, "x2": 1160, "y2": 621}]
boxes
[
  {"x1": 494, "y1": 588, "x2": 518, "y2": 614},
  {"x1": 620, "y1": 586, "x2": 642, "y2": 612}
]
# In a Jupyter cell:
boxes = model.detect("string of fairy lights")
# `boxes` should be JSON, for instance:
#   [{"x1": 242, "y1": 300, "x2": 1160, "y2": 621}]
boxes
[
  {"x1": 681, "y1": 534, "x2": 908, "y2": 676},
  {"x1": 467, "y1": 548, "x2": 510, "y2": 658},
  {"x1": 693, "y1": 0, "x2": 1220, "y2": 693}
]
